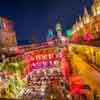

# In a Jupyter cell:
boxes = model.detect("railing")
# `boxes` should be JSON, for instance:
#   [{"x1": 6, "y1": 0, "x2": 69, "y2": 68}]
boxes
[
  {"x1": 70, "y1": 44, "x2": 100, "y2": 72},
  {"x1": 0, "y1": 98, "x2": 22, "y2": 100}
]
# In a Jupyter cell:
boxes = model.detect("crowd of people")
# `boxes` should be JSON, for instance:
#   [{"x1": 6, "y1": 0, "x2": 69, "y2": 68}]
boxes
[{"x1": 22, "y1": 67, "x2": 68, "y2": 100}]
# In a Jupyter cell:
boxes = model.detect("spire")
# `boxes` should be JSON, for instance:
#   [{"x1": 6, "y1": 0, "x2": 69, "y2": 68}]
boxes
[
  {"x1": 79, "y1": 16, "x2": 83, "y2": 28},
  {"x1": 79, "y1": 16, "x2": 82, "y2": 22},
  {"x1": 92, "y1": 0, "x2": 100, "y2": 16},
  {"x1": 75, "y1": 20, "x2": 80, "y2": 31},
  {"x1": 47, "y1": 29, "x2": 54, "y2": 41},
  {"x1": 94, "y1": 0, "x2": 100, "y2": 4},
  {"x1": 56, "y1": 22, "x2": 62, "y2": 39},
  {"x1": 47, "y1": 29, "x2": 53, "y2": 38},
  {"x1": 84, "y1": 7, "x2": 89, "y2": 16},
  {"x1": 83, "y1": 7, "x2": 90, "y2": 24},
  {"x1": 75, "y1": 20, "x2": 78, "y2": 26}
]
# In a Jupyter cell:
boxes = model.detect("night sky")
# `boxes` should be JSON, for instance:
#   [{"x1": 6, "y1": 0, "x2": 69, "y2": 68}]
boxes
[{"x1": 0, "y1": 0, "x2": 93, "y2": 42}]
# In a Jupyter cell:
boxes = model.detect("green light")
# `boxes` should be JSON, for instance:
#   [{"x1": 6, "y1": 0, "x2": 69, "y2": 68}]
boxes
[
  {"x1": 0, "y1": 19, "x2": 2, "y2": 29},
  {"x1": 66, "y1": 29, "x2": 73, "y2": 37}
]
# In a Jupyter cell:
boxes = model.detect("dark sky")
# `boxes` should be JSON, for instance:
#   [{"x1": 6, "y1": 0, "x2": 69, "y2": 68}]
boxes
[{"x1": 0, "y1": 0, "x2": 93, "y2": 42}]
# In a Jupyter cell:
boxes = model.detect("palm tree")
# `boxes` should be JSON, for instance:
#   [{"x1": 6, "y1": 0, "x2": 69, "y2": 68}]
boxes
[
  {"x1": 0, "y1": 63, "x2": 5, "y2": 72},
  {"x1": 0, "y1": 60, "x2": 27, "y2": 78}
]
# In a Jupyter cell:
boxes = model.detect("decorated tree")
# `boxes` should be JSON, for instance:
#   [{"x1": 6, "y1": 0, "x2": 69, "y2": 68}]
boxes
[{"x1": 0, "y1": 60, "x2": 27, "y2": 99}]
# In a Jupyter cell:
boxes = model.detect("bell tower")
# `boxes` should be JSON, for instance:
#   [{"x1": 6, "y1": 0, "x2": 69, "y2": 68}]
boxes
[
  {"x1": 0, "y1": 17, "x2": 17, "y2": 47},
  {"x1": 56, "y1": 23, "x2": 62, "y2": 39}
]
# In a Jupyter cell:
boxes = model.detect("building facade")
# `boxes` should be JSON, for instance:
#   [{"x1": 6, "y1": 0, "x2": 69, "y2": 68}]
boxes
[
  {"x1": 0, "y1": 17, "x2": 17, "y2": 47},
  {"x1": 71, "y1": 0, "x2": 100, "y2": 42}
]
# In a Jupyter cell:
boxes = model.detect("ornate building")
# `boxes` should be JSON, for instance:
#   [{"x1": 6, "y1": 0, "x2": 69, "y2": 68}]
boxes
[
  {"x1": 71, "y1": 0, "x2": 100, "y2": 42},
  {"x1": 92, "y1": 0, "x2": 100, "y2": 37},
  {"x1": 0, "y1": 17, "x2": 17, "y2": 47}
]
